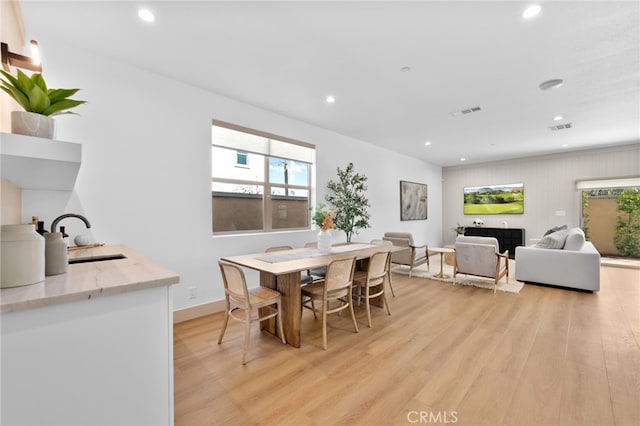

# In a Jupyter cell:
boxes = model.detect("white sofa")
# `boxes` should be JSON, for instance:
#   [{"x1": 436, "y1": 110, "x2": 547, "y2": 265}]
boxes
[{"x1": 515, "y1": 227, "x2": 601, "y2": 291}]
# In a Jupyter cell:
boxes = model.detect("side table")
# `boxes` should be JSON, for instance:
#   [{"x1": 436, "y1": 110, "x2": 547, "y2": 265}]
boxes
[{"x1": 430, "y1": 247, "x2": 455, "y2": 279}]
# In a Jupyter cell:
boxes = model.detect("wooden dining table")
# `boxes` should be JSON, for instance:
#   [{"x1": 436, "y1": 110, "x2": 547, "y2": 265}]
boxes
[{"x1": 221, "y1": 243, "x2": 401, "y2": 347}]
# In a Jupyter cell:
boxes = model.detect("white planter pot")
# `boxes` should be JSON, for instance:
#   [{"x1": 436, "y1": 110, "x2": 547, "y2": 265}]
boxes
[
  {"x1": 317, "y1": 230, "x2": 332, "y2": 254},
  {"x1": 11, "y1": 111, "x2": 56, "y2": 139}
]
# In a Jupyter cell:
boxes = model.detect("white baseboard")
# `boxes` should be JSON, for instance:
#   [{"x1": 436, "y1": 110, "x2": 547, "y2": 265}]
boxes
[{"x1": 173, "y1": 300, "x2": 226, "y2": 324}]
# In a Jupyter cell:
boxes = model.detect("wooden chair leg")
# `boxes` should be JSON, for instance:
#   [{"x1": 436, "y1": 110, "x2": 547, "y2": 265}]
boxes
[
  {"x1": 386, "y1": 271, "x2": 396, "y2": 297},
  {"x1": 365, "y1": 287, "x2": 372, "y2": 328},
  {"x1": 348, "y1": 288, "x2": 360, "y2": 334},
  {"x1": 277, "y1": 301, "x2": 286, "y2": 344},
  {"x1": 383, "y1": 291, "x2": 391, "y2": 316},
  {"x1": 322, "y1": 307, "x2": 328, "y2": 350},
  {"x1": 218, "y1": 305, "x2": 230, "y2": 344},
  {"x1": 242, "y1": 310, "x2": 251, "y2": 365}
]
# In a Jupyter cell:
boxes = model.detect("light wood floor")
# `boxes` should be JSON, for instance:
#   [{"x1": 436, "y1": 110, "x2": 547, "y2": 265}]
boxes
[{"x1": 174, "y1": 266, "x2": 640, "y2": 426}]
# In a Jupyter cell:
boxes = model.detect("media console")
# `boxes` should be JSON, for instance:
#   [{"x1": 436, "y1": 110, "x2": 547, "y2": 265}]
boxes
[{"x1": 464, "y1": 227, "x2": 525, "y2": 259}]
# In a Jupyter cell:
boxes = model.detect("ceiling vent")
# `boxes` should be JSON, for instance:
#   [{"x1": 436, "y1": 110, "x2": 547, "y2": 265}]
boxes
[
  {"x1": 450, "y1": 106, "x2": 482, "y2": 117},
  {"x1": 549, "y1": 123, "x2": 573, "y2": 131}
]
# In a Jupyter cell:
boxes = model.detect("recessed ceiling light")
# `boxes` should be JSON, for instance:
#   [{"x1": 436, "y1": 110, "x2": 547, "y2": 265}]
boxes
[
  {"x1": 539, "y1": 79, "x2": 564, "y2": 90},
  {"x1": 400, "y1": 66, "x2": 411, "y2": 72},
  {"x1": 138, "y1": 8, "x2": 155, "y2": 22},
  {"x1": 553, "y1": 115, "x2": 564, "y2": 121},
  {"x1": 561, "y1": 144, "x2": 569, "y2": 148},
  {"x1": 522, "y1": 4, "x2": 541, "y2": 19},
  {"x1": 325, "y1": 95, "x2": 335, "y2": 104},
  {"x1": 460, "y1": 157, "x2": 466, "y2": 162},
  {"x1": 424, "y1": 141, "x2": 431, "y2": 146}
]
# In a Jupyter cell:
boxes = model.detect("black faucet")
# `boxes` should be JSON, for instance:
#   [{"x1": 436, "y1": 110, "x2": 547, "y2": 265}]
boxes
[{"x1": 51, "y1": 213, "x2": 91, "y2": 233}]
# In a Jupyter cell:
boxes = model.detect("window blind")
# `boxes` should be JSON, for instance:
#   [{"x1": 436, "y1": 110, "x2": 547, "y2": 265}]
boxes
[{"x1": 212, "y1": 121, "x2": 315, "y2": 164}]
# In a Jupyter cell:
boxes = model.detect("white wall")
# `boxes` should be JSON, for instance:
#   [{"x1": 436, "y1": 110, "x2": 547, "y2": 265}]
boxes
[
  {"x1": 23, "y1": 42, "x2": 442, "y2": 311},
  {"x1": 442, "y1": 143, "x2": 640, "y2": 245}
]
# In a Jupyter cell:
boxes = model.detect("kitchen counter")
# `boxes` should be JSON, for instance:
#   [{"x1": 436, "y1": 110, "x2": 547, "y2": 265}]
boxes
[
  {"x1": 1, "y1": 244, "x2": 179, "y2": 426},
  {"x1": 0, "y1": 243, "x2": 179, "y2": 313}
]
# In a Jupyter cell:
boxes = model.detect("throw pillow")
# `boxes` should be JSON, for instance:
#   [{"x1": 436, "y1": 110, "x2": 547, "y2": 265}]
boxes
[
  {"x1": 535, "y1": 229, "x2": 569, "y2": 249},
  {"x1": 563, "y1": 228, "x2": 585, "y2": 251},
  {"x1": 543, "y1": 224, "x2": 568, "y2": 236}
]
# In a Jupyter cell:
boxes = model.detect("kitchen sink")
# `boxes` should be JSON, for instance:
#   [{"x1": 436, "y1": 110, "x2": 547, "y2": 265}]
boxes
[{"x1": 68, "y1": 254, "x2": 127, "y2": 264}]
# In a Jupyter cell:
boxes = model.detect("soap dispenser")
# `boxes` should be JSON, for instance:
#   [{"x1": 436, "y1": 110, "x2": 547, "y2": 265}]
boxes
[{"x1": 45, "y1": 232, "x2": 68, "y2": 276}]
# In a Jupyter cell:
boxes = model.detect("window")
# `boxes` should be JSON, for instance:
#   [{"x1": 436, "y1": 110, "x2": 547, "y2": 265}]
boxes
[
  {"x1": 211, "y1": 120, "x2": 315, "y2": 234},
  {"x1": 235, "y1": 151, "x2": 249, "y2": 167}
]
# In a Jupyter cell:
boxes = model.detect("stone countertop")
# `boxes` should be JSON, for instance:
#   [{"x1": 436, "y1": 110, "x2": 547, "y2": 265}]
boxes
[{"x1": 0, "y1": 244, "x2": 180, "y2": 314}]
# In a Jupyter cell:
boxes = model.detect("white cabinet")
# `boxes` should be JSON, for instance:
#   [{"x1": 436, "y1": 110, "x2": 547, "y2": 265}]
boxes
[
  {"x1": 0, "y1": 132, "x2": 81, "y2": 190},
  {"x1": 1, "y1": 285, "x2": 175, "y2": 426},
  {"x1": 0, "y1": 245, "x2": 179, "y2": 425}
]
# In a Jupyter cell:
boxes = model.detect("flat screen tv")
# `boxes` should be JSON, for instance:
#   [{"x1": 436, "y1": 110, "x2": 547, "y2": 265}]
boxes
[{"x1": 463, "y1": 183, "x2": 524, "y2": 214}]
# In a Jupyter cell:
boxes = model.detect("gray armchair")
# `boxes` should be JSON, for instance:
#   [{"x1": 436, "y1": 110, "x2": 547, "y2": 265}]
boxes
[{"x1": 382, "y1": 232, "x2": 430, "y2": 277}]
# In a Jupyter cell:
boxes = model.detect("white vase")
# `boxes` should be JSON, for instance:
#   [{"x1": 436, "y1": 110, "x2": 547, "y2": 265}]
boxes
[
  {"x1": 11, "y1": 111, "x2": 55, "y2": 139},
  {"x1": 317, "y1": 230, "x2": 332, "y2": 254}
]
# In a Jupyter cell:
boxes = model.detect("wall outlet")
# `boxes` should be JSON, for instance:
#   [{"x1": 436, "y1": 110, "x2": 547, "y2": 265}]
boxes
[{"x1": 188, "y1": 286, "x2": 197, "y2": 299}]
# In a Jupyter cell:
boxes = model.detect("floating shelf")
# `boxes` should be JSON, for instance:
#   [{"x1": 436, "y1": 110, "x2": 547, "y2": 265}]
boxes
[{"x1": 0, "y1": 132, "x2": 81, "y2": 191}]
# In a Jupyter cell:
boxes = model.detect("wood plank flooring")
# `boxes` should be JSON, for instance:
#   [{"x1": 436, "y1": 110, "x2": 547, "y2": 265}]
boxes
[{"x1": 174, "y1": 266, "x2": 640, "y2": 425}]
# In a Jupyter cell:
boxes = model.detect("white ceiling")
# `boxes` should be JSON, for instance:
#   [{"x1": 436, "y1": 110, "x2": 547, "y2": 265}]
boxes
[{"x1": 18, "y1": 1, "x2": 640, "y2": 166}]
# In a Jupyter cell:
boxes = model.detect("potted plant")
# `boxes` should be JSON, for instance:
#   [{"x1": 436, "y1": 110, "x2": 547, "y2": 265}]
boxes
[
  {"x1": 311, "y1": 203, "x2": 336, "y2": 253},
  {"x1": 0, "y1": 69, "x2": 86, "y2": 139},
  {"x1": 325, "y1": 163, "x2": 370, "y2": 243},
  {"x1": 452, "y1": 223, "x2": 465, "y2": 236}
]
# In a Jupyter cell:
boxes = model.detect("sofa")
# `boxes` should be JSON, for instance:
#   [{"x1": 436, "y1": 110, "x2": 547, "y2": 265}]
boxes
[{"x1": 515, "y1": 227, "x2": 600, "y2": 291}]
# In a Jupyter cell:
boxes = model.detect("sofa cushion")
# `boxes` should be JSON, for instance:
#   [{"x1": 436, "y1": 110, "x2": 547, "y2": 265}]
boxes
[
  {"x1": 564, "y1": 227, "x2": 586, "y2": 251},
  {"x1": 543, "y1": 224, "x2": 568, "y2": 236},
  {"x1": 535, "y1": 229, "x2": 568, "y2": 249}
]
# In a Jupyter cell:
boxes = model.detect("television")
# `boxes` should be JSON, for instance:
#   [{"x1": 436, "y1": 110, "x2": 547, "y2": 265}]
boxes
[{"x1": 463, "y1": 183, "x2": 524, "y2": 214}]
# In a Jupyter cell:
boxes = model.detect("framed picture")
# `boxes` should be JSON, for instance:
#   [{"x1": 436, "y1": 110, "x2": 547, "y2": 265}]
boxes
[
  {"x1": 463, "y1": 183, "x2": 524, "y2": 214},
  {"x1": 400, "y1": 180, "x2": 428, "y2": 221}
]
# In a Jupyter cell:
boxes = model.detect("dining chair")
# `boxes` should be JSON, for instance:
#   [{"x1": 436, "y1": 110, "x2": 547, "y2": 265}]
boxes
[
  {"x1": 265, "y1": 245, "x2": 314, "y2": 285},
  {"x1": 301, "y1": 256, "x2": 359, "y2": 350},
  {"x1": 304, "y1": 241, "x2": 327, "y2": 280},
  {"x1": 370, "y1": 239, "x2": 396, "y2": 297},
  {"x1": 352, "y1": 251, "x2": 391, "y2": 327},
  {"x1": 218, "y1": 260, "x2": 286, "y2": 364}
]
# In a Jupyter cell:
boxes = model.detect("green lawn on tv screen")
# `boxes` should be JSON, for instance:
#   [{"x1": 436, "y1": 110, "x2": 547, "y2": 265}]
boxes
[{"x1": 464, "y1": 202, "x2": 524, "y2": 214}]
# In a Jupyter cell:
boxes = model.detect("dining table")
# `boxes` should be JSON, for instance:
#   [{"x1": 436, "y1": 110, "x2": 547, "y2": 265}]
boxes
[{"x1": 220, "y1": 242, "x2": 401, "y2": 347}]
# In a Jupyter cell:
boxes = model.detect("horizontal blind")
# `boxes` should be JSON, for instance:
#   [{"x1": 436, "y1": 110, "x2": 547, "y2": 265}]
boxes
[
  {"x1": 576, "y1": 177, "x2": 640, "y2": 190},
  {"x1": 212, "y1": 121, "x2": 315, "y2": 164}
]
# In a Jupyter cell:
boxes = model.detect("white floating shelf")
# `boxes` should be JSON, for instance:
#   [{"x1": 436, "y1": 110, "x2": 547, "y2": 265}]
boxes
[{"x1": 1, "y1": 133, "x2": 82, "y2": 191}]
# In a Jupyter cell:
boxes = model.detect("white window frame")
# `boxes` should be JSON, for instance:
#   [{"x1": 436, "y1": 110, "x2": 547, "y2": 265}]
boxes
[{"x1": 212, "y1": 120, "x2": 315, "y2": 235}]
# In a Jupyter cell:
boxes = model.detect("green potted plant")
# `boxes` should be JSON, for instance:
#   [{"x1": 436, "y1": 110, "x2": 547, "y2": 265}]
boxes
[
  {"x1": 0, "y1": 69, "x2": 86, "y2": 139},
  {"x1": 452, "y1": 222, "x2": 465, "y2": 236},
  {"x1": 325, "y1": 163, "x2": 370, "y2": 243}
]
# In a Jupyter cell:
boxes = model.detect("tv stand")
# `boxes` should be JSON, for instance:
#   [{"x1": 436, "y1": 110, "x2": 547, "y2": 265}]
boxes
[{"x1": 464, "y1": 227, "x2": 525, "y2": 259}]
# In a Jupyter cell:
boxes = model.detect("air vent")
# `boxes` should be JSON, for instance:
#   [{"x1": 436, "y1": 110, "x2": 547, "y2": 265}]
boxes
[
  {"x1": 549, "y1": 123, "x2": 573, "y2": 131},
  {"x1": 450, "y1": 106, "x2": 482, "y2": 117}
]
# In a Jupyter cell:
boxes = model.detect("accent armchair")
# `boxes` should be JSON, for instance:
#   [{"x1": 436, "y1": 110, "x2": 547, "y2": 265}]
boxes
[
  {"x1": 382, "y1": 232, "x2": 430, "y2": 277},
  {"x1": 453, "y1": 236, "x2": 509, "y2": 293}
]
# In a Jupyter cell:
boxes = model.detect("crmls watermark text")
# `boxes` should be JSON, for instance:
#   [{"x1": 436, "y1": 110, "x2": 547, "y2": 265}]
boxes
[{"x1": 407, "y1": 410, "x2": 458, "y2": 424}]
